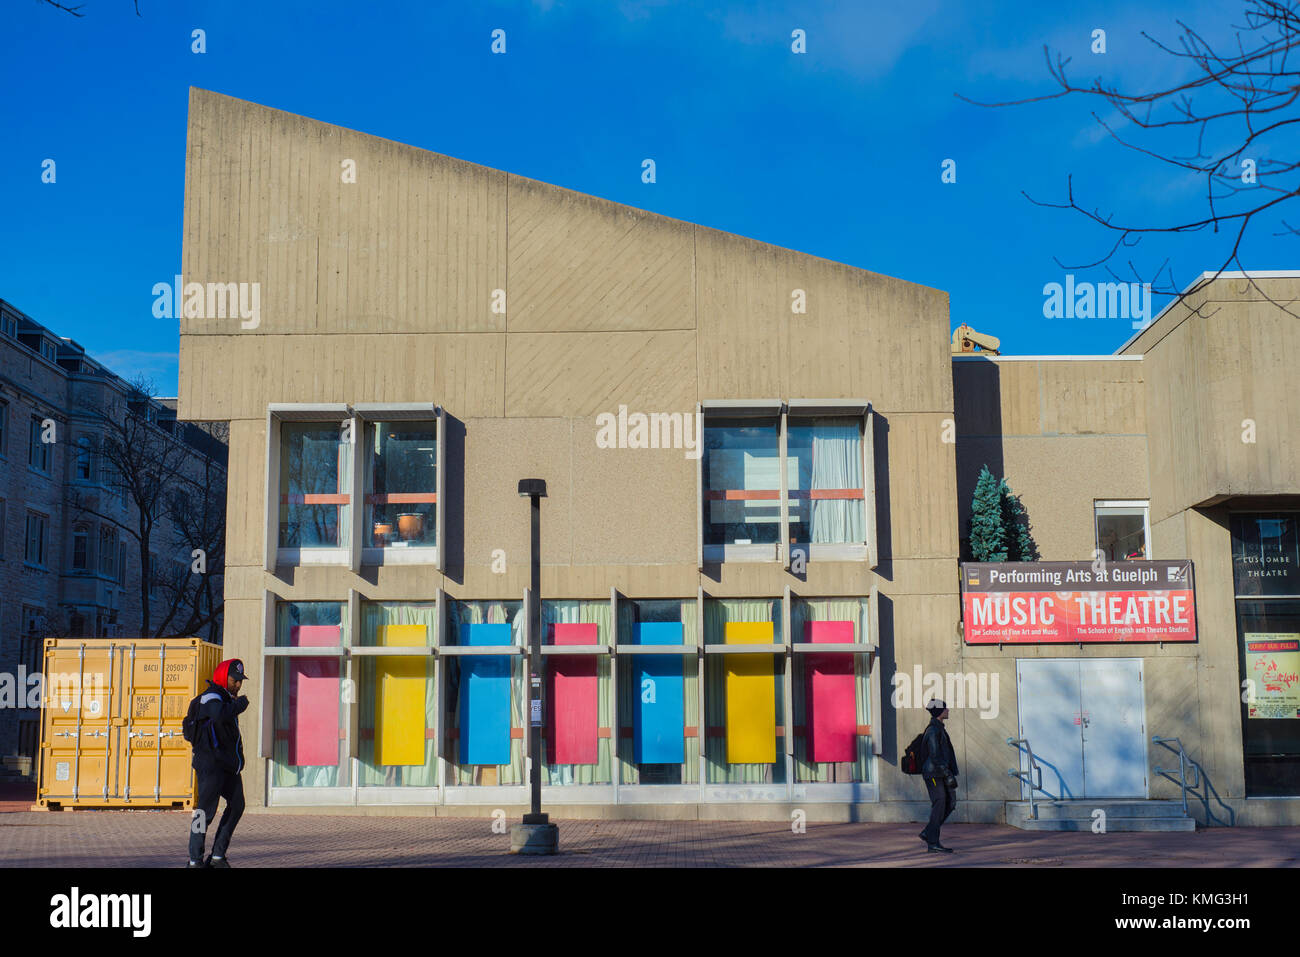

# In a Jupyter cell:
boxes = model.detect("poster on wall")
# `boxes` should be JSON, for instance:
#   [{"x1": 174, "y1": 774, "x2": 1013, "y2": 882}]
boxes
[
  {"x1": 1245, "y1": 634, "x2": 1300, "y2": 719},
  {"x1": 961, "y1": 560, "x2": 1197, "y2": 644}
]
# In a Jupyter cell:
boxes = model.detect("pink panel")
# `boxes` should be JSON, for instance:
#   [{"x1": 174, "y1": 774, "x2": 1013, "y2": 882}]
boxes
[
  {"x1": 548, "y1": 623, "x2": 598, "y2": 764},
  {"x1": 804, "y1": 621, "x2": 856, "y2": 763},
  {"x1": 289, "y1": 625, "x2": 340, "y2": 766},
  {"x1": 805, "y1": 620, "x2": 854, "y2": 644},
  {"x1": 552, "y1": 622, "x2": 598, "y2": 646}
]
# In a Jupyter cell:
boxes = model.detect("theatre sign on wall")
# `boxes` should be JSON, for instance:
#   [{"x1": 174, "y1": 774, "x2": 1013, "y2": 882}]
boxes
[{"x1": 961, "y1": 561, "x2": 1197, "y2": 644}]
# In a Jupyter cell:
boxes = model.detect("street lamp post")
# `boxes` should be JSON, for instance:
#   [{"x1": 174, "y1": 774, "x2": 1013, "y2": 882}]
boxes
[{"x1": 511, "y1": 478, "x2": 558, "y2": 855}]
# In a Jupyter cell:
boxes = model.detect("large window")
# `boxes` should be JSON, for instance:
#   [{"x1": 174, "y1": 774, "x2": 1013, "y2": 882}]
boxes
[
  {"x1": 700, "y1": 401, "x2": 872, "y2": 564},
  {"x1": 540, "y1": 599, "x2": 612, "y2": 787},
  {"x1": 0, "y1": 399, "x2": 8, "y2": 455},
  {"x1": 278, "y1": 422, "x2": 350, "y2": 550},
  {"x1": 790, "y1": 597, "x2": 874, "y2": 785},
  {"x1": 1095, "y1": 500, "x2": 1150, "y2": 560},
  {"x1": 1233, "y1": 512, "x2": 1300, "y2": 796},
  {"x1": 269, "y1": 601, "x2": 350, "y2": 789},
  {"x1": 443, "y1": 599, "x2": 526, "y2": 787},
  {"x1": 356, "y1": 602, "x2": 438, "y2": 789},
  {"x1": 364, "y1": 419, "x2": 437, "y2": 552},
  {"x1": 787, "y1": 416, "x2": 867, "y2": 548},
  {"x1": 703, "y1": 598, "x2": 786, "y2": 786},
  {"x1": 269, "y1": 405, "x2": 443, "y2": 569},
  {"x1": 702, "y1": 415, "x2": 782, "y2": 553},
  {"x1": 616, "y1": 598, "x2": 699, "y2": 787},
  {"x1": 24, "y1": 511, "x2": 47, "y2": 566}
]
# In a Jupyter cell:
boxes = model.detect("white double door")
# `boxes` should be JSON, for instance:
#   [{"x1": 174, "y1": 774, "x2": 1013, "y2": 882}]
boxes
[{"x1": 1016, "y1": 658, "x2": 1148, "y2": 800}]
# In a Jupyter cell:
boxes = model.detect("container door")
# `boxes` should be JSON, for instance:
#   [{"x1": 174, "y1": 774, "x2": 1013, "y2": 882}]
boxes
[
  {"x1": 41, "y1": 643, "x2": 116, "y2": 803},
  {"x1": 1016, "y1": 659, "x2": 1084, "y2": 800},
  {"x1": 1080, "y1": 658, "x2": 1147, "y2": 798}
]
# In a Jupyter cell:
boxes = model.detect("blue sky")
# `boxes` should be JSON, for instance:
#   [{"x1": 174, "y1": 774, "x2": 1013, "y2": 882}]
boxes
[{"x1": 2, "y1": 0, "x2": 1291, "y2": 395}]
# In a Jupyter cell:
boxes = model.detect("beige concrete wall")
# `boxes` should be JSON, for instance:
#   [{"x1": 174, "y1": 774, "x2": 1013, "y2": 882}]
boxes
[
  {"x1": 180, "y1": 90, "x2": 1293, "y2": 823},
  {"x1": 1123, "y1": 275, "x2": 1300, "y2": 525},
  {"x1": 953, "y1": 357, "x2": 1149, "y2": 560}
]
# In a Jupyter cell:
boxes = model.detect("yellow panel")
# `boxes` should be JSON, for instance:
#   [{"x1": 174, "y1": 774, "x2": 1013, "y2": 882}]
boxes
[
  {"x1": 376, "y1": 625, "x2": 428, "y2": 766},
  {"x1": 724, "y1": 621, "x2": 776, "y2": 764}
]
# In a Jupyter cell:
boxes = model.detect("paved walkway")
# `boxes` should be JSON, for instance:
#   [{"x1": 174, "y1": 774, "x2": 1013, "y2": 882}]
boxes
[{"x1": 2, "y1": 785, "x2": 1298, "y2": 867}]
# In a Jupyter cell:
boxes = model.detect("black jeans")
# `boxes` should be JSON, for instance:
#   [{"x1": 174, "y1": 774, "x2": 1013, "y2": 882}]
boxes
[
  {"x1": 189, "y1": 767, "x2": 244, "y2": 862},
  {"x1": 920, "y1": 775, "x2": 956, "y2": 844}
]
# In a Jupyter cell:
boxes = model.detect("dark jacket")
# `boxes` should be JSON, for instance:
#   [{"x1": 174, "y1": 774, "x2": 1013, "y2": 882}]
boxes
[
  {"x1": 921, "y1": 715, "x2": 958, "y2": 781},
  {"x1": 191, "y1": 680, "x2": 249, "y2": 774}
]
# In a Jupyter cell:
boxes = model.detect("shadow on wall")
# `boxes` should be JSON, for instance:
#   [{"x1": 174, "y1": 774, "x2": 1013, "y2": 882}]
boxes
[
  {"x1": 952, "y1": 359, "x2": 1005, "y2": 560},
  {"x1": 441, "y1": 413, "x2": 466, "y2": 585}
]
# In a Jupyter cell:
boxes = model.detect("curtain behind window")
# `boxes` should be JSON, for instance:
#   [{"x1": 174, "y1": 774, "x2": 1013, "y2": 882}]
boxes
[
  {"x1": 704, "y1": 598, "x2": 784, "y2": 784},
  {"x1": 357, "y1": 603, "x2": 437, "y2": 787}
]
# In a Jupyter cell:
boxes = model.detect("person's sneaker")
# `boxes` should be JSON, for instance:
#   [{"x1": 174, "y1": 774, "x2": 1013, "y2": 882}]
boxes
[
  {"x1": 186, "y1": 860, "x2": 208, "y2": 868},
  {"x1": 205, "y1": 855, "x2": 231, "y2": 868},
  {"x1": 926, "y1": 843, "x2": 954, "y2": 853}
]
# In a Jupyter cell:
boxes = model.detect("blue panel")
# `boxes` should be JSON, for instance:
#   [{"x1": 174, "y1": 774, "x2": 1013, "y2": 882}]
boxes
[
  {"x1": 632, "y1": 622, "x2": 685, "y2": 765},
  {"x1": 460, "y1": 623, "x2": 512, "y2": 765}
]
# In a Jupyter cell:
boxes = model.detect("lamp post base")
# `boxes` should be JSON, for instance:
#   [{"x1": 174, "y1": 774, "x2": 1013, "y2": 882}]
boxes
[{"x1": 510, "y1": 822, "x2": 559, "y2": 855}]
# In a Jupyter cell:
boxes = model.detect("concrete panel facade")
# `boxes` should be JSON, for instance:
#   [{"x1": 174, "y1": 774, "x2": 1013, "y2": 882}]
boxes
[{"x1": 178, "y1": 89, "x2": 1300, "y2": 824}]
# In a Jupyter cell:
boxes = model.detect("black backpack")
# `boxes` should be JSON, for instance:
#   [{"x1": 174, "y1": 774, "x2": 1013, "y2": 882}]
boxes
[
  {"x1": 901, "y1": 730, "x2": 929, "y2": 775},
  {"x1": 181, "y1": 694, "x2": 207, "y2": 746}
]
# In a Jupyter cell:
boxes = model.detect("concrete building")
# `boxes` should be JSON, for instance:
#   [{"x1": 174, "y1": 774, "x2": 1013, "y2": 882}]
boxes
[
  {"x1": 0, "y1": 299, "x2": 227, "y2": 772},
  {"x1": 177, "y1": 88, "x2": 1300, "y2": 824}
]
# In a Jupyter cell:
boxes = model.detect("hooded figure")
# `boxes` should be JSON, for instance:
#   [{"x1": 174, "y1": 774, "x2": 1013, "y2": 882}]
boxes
[
  {"x1": 918, "y1": 699, "x2": 958, "y2": 853},
  {"x1": 187, "y1": 658, "x2": 250, "y2": 868}
]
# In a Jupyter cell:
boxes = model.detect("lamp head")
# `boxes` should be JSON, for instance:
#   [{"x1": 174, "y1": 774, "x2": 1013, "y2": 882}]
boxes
[{"x1": 518, "y1": 478, "x2": 547, "y2": 498}]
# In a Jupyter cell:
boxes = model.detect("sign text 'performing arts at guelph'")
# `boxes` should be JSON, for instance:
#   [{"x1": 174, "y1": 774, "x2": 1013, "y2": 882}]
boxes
[{"x1": 960, "y1": 561, "x2": 1197, "y2": 644}]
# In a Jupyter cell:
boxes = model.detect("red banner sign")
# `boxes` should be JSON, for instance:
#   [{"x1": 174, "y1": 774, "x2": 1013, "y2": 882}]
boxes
[{"x1": 961, "y1": 561, "x2": 1196, "y2": 644}]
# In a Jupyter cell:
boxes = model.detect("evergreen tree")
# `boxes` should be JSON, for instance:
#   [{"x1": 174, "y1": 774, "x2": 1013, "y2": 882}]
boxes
[
  {"x1": 968, "y1": 465, "x2": 1007, "y2": 562},
  {"x1": 1000, "y1": 480, "x2": 1040, "y2": 562}
]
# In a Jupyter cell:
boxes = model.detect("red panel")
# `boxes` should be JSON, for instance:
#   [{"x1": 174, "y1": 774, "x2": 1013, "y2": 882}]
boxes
[
  {"x1": 804, "y1": 621, "x2": 856, "y2": 763},
  {"x1": 288, "y1": 625, "x2": 340, "y2": 767},
  {"x1": 552, "y1": 623, "x2": 598, "y2": 646},
  {"x1": 547, "y1": 623, "x2": 599, "y2": 764}
]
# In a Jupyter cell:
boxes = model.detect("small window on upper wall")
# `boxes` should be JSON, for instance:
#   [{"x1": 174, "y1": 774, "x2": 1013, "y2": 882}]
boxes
[
  {"x1": 278, "y1": 421, "x2": 351, "y2": 550},
  {"x1": 364, "y1": 419, "x2": 436, "y2": 551},
  {"x1": 786, "y1": 415, "x2": 866, "y2": 549},
  {"x1": 1095, "y1": 500, "x2": 1150, "y2": 561},
  {"x1": 701, "y1": 408, "x2": 783, "y2": 561}
]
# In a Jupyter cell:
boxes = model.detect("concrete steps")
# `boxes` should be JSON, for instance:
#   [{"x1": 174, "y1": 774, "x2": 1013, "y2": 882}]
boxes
[{"x1": 1006, "y1": 799, "x2": 1196, "y2": 832}]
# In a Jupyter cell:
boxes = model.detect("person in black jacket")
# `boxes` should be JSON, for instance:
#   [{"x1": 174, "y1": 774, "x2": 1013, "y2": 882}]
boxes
[
  {"x1": 187, "y1": 658, "x2": 250, "y2": 868},
  {"x1": 919, "y1": 698, "x2": 958, "y2": 853}
]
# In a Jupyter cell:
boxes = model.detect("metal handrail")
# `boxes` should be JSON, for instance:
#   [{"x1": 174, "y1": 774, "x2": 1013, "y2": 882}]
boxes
[
  {"x1": 1152, "y1": 736, "x2": 1235, "y2": 828},
  {"x1": 1006, "y1": 737, "x2": 1057, "y2": 820}
]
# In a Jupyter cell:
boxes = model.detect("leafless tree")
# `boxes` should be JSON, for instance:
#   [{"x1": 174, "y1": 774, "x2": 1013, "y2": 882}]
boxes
[
  {"x1": 68, "y1": 376, "x2": 225, "y2": 639},
  {"x1": 961, "y1": 0, "x2": 1300, "y2": 317},
  {"x1": 38, "y1": 0, "x2": 140, "y2": 15}
]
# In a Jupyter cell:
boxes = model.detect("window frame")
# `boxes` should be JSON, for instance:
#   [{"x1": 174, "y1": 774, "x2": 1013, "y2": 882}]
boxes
[
  {"x1": 698, "y1": 399, "x2": 874, "y2": 568},
  {"x1": 28, "y1": 416, "x2": 51, "y2": 474},
  {"x1": 352, "y1": 403, "x2": 443, "y2": 571},
  {"x1": 266, "y1": 404, "x2": 353, "y2": 569},
  {"x1": 24, "y1": 511, "x2": 48, "y2": 567},
  {"x1": 71, "y1": 525, "x2": 88, "y2": 571},
  {"x1": 267, "y1": 403, "x2": 444, "y2": 572},
  {"x1": 1094, "y1": 498, "x2": 1152, "y2": 561}
]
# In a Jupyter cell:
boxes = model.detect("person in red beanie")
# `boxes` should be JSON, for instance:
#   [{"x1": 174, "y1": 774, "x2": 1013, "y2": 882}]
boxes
[{"x1": 187, "y1": 658, "x2": 250, "y2": 868}]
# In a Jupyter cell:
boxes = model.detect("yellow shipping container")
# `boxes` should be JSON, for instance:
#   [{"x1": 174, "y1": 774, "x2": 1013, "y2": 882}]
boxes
[{"x1": 36, "y1": 637, "x2": 224, "y2": 810}]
